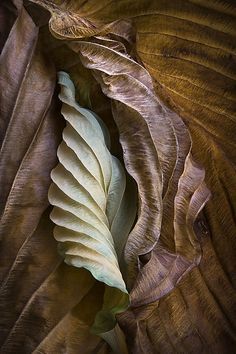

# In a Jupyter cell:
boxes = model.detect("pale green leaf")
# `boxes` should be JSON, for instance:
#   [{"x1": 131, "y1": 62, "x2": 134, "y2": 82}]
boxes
[{"x1": 48, "y1": 71, "x2": 137, "y2": 334}]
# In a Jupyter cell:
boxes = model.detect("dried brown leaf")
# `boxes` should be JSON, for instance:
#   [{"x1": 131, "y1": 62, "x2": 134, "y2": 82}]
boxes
[{"x1": 66, "y1": 39, "x2": 210, "y2": 302}]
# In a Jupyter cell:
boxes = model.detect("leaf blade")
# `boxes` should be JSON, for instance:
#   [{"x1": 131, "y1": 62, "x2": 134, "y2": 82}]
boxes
[{"x1": 48, "y1": 71, "x2": 137, "y2": 333}]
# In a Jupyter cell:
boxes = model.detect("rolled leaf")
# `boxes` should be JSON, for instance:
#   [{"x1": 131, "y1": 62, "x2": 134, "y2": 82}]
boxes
[{"x1": 48, "y1": 71, "x2": 137, "y2": 333}]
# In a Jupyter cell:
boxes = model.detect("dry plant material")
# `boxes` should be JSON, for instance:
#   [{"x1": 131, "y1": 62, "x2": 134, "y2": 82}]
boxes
[{"x1": 0, "y1": 0, "x2": 236, "y2": 352}]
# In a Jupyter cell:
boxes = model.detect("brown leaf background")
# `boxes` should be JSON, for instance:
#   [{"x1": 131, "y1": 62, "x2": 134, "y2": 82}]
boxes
[{"x1": 1, "y1": 0, "x2": 236, "y2": 353}]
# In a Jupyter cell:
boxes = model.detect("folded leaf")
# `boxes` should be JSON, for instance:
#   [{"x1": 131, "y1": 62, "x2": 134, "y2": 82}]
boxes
[
  {"x1": 48, "y1": 71, "x2": 137, "y2": 333},
  {"x1": 29, "y1": 0, "x2": 127, "y2": 40},
  {"x1": 68, "y1": 40, "x2": 171, "y2": 285},
  {"x1": 67, "y1": 39, "x2": 210, "y2": 297},
  {"x1": 130, "y1": 154, "x2": 211, "y2": 307}
]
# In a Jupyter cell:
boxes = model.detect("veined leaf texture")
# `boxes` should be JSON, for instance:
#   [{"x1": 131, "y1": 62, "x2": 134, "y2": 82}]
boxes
[
  {"x1": 0, "y1": 0, "x2": 236, "y2": 352},
  {"x1": 49, "y1": 71, "x2": 137, "y2": 334}
]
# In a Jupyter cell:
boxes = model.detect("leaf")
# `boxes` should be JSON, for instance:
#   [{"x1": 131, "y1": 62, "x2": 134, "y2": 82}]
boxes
[
  {"x1": 29, "y1": 0, "x2": 128, "y2": 40},
  {"x1": 131, "y1": 5, "x2": 236, "y2": 297},
  {"x1": 48, "y1": 71, "x2": 137, "y2": 334},
  {"x1": 68, "y1": 39, "x2": 173, "y2": 282},
  {"x1": 130, "y1": 154, "x2": 211, "y2": 307}
]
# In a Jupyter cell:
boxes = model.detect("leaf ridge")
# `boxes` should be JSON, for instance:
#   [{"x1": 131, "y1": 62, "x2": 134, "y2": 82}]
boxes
[{"x1": 48, "y1": 71, "x2": 137, "y2": 332}]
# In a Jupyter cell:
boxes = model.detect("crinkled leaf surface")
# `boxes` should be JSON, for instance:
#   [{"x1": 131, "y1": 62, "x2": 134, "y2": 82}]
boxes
[
  {"x1": 48, "y1": 71, "x2": 137, "y2": 333},
  {"x1": 67, "y1": 39, "x2": 210, "y2": 300}
]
